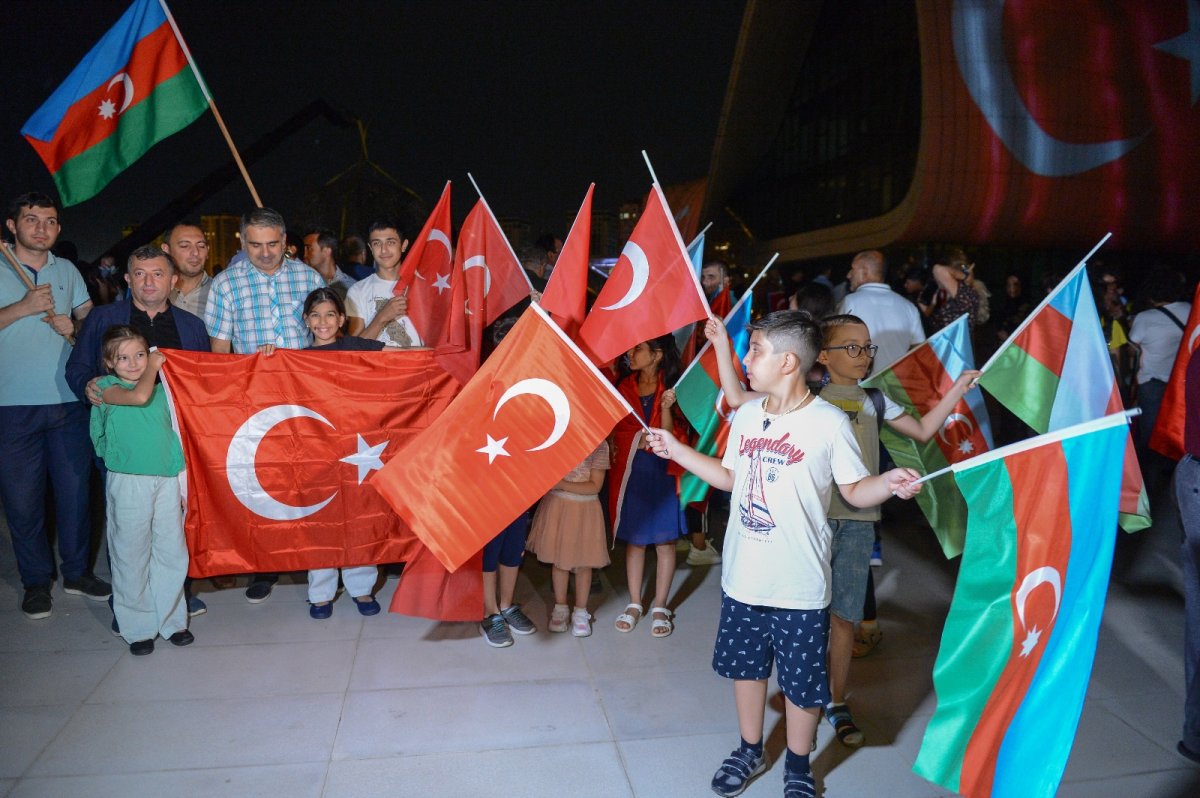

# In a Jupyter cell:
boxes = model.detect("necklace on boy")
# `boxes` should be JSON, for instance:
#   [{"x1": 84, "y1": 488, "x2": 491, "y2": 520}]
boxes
[{"x1": 761, "y1": 390, "x2": 812, "y2": 431}]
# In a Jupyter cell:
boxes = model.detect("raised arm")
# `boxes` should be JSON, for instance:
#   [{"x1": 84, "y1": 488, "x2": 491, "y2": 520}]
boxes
[
  {"x1": 884, "y1": 370, "x2": 981, "y2": 443},
  {"x1": 101, "y1": 351, "x2": 165, "y2": 407},
  {"x1": 705, "y1": 316, "x2": 761, "y2": 409}
]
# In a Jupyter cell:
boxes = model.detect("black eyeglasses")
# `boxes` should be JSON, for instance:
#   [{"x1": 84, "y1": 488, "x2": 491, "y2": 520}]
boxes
[{"x1": 824, "y1": 344, "x2": 878, "y2": 358}]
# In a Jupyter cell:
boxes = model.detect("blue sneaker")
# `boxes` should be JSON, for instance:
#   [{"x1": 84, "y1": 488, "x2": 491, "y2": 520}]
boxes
[
  {"x1": 353, "y1": 596, "x2": 381, "y2": 616},
  {"x1": 309, "y1": 602, "x2": 333, "y2": 620},
  {"x1": 870, "y1": 540, "x2": 882, "y2": 567},
  {"x1": 783, "y1": 770, "x2": 816, "y2": 798},
  {"x1": 187, "y1": 595, "x2": 207, "y2": 617},
  {"x1": 711, "y1": 747, "x2": 766, "y2": 797}
]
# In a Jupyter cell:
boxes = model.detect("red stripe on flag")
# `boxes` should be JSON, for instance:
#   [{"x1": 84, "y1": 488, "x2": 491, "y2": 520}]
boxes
[
  {"x1": 959, "y1": 444, "x2": 1074, "y2": 797},
  {"x1": 1011, "y1": 304, "x2": 1073, "y2": 377},
  {"x1": 888, "y1": 343, "x2": 988, "y2": 463},
  {"x1": 25, "y1": 24, "x2": 188, "y2": 173}
]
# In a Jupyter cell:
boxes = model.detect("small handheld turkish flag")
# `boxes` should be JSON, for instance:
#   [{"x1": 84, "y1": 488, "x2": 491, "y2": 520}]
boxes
[
  {"x1": 398, "y1": 181, "x2": 455, "y2": 348},
  {"x1": 160, "y1": 348, "x2": 456, "y2": 577},
  {"x1": 577, "y1": 183, "x2": 709, "y2": 365},
  {"x1": 374, "y1": 304, "x2": 636, "y2": 572},
  {"x1": 540, "y1": 183, "x2": 594, "y2": 341}
]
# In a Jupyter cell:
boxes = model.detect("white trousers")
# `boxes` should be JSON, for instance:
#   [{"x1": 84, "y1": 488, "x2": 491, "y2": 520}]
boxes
[
  {"x1": 307, "y1": 566, "x2": 378, "y2": 603},
  {"x1": 106, "y1": 472, "x2": 188, "y2": 643}
]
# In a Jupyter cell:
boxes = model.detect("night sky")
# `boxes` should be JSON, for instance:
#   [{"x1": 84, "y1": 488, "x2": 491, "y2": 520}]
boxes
[{"x1": 4, "y1": 0, "x2": 745, "y2": 261}]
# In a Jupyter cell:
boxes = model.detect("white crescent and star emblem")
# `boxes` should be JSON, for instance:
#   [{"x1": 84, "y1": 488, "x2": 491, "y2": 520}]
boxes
[
  {"x1": 463, "y1": 255, "x2": 492, "y2": 297},
  {"x1": 97, "y1": 72, "x2": 134, "y2": 120},
  {"x1": 226, "y1": 404, "x2": 388, "y2": 521},
  {"x1": 414, "y1": 229, "x2": 452, "y2": 280},
  {"x1": 1187, "y1": 324, "x2": 1200, "y2": 354},
  {"x1": 476, "y1": 378, "x2": 571, "y2": 464},
  {"x1": 952, "y1": 0, "x2": 1147, "y2": 177},
  {"x1": 599, "y1": 240, "x2": 650, "y2": 311},
  {"x1": 938, "y1": 411, "x2": 977, "y2": 455},
  {"x1": 1013, "y1": 565, "x2": 1063, "y2": 657}
]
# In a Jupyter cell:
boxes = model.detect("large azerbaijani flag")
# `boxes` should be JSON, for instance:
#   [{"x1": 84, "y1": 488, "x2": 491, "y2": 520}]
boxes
[
  {"x1": 863, "y1": 314, "x2": 992, "y2": 558},
  {"x1": 913, "y1": 412, "x2": 1129, "y2": 797},
  {"x1": 675, "y1": 291, "x2": 752, "y2": 506},
  {"x1": 977, "y1": 250, "x2": 1150, "y2": 531},
  {"x1": 22, "y1": 0, "x2": 209, "y2": 206}
]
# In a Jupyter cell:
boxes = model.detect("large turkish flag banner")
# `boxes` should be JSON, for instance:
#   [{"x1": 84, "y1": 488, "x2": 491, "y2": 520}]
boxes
[
  {"x1": 160, "y1": 348, "x2": 456, "y2": 577},
  {"x1": 375, "y1": 305, "x2": 634, "y2": 572},
  {"x1": 577, "y1": 183, "x2": 709, "y2": 365}
]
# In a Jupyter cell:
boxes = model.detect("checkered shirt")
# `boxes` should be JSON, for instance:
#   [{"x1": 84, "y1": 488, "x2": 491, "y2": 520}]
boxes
[{"x1": 204, "y1": 257, "x2": 325, "y2": 353}]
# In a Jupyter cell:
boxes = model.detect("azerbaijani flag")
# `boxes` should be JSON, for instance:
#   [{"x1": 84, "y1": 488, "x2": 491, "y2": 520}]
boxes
[
  {"x1": 977, "y1": 254, "x2": 1150, "y2": 531},
  {"x1": 22, "y1": 0, "x2": 209, "y2": 206},
  {"x1": 913, "y1": 412, "x2": 1129, "y2": 798},
  {"x1": 675, "y1": 291, "x2": 751, "y2": 506},
  {"x1": 862, "y1": 314, "x2": 992, "y2": 558}
]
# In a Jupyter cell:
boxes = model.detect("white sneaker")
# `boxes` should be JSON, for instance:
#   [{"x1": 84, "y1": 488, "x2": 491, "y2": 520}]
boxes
[
  {"x1": 687, "y1": 541, "x2": 722, "y2": 566},
  {"x1": 571, "y1": 608, "x2": 592, "y2": 637},
  {"x1": 548, "y1": 604, "x2": 570, "y2": 633}
]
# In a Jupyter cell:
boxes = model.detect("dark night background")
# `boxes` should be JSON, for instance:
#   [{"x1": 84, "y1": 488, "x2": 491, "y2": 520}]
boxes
[{"x1": 3, "y1": 0, "x2": 745, "y2": 261}]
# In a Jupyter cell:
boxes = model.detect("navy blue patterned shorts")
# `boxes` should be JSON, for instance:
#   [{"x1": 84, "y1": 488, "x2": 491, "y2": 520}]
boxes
[{"x1": 712, "y1": 592, "x2": 830, "y2": 709}]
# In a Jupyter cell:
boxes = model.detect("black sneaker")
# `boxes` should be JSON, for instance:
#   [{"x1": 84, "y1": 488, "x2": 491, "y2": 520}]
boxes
[
  {"x1": 480, "y1": 613, "x2": 514, "y2": 648},
  {"x1": 711, "y1": 747, "x2": 767, "y2": 797},
  {"x1": 130, "y1": 639, "x2": 154, "y2": 656},
  {"x1": 63, "y1": 573, "x2": 112, "y2": 601},
  {"x1": 783, "y1": 770, "x2": 816, "y2": 798},
  {"x1": 500, "y1": 604, "x2": 537, "y2": 635},
  {"x1": 21, "y1": 585, "x2": 52, "y2": 620},
  {"x1": 245, "y1": 580, "x2": 274, "y2": 603},
  {"x1": 111, "y1": 616, "x2": 121, "y2": 636},
  {"x1": 168, "y1": 629, "x2": 194, "y2": 646}
]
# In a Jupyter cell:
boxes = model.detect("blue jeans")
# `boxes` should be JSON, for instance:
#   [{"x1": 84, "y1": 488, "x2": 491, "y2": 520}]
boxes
[
  {"x1": 0, "y1": 403, "x2": 94, "y2": 588},
  {"x1": 1177, "y1": 455, "x2": 1200, "y2": 753}
]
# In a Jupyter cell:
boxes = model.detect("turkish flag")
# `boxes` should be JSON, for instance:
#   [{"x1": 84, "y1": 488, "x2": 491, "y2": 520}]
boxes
[
  {"x1": 540, "y1": 184, "x2": 594, "y2": 341},
  {"x1": 160, "y1": 349, "x2": 457, "y2": 577},
  {"x1": 1150, "y1": 281, "x2": 1200, "y2": 459},
  {"x1": 577, "y1": 183, "x2": 709, "y2": 365},
  {"x1": 389, "y1": 546, "x2": 484, "y2": 622},
  {"x1": 398, "y1": 182, "x2": 455, "y2": 348},
  {"x1": 374, "y1": 304, "x2": 635, "y2": 572},
  {"x1": 436, "y1": 197, "x2": 534, "y2": 385}
]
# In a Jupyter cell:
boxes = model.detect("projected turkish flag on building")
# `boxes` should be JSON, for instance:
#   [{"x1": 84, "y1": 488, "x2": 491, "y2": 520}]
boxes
[{"x1": 904, "y1": 0, "x2": 1200, "y2": 251}]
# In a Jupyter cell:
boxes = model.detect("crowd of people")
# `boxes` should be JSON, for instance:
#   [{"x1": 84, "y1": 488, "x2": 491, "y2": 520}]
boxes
[{"x1": 3, "y1": 188, "x2": 1197, "y2": 794}]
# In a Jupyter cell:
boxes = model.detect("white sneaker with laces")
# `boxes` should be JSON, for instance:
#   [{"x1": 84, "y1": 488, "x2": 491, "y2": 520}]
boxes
[
  {"x1": 687, "y1": 541, "x2": 722, "y2": 566},
  {"x1": 571, "y1": 607, "x2": 592, "y2": 637}
]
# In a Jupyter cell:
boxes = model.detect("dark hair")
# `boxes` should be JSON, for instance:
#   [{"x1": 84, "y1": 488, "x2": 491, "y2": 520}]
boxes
[
  {"x1": 162, "y1": 220, "x2": 204, "y2": 243},
  {"x1": 7, "y1": 191, "x2": 58, "y2": 223},
  {"x1": 793, "y1": 281, "x2": 834, "y2": 320},
  {"x1": 534, "y1": 233, "x2": 561, "y2": 255},
  {"x1": 748, "y1": 310, "x2": 822, "y2": 373},
  {"x1": 1137, "y1": 270, "x2": 1185, "y2": 307},
  {"x1": 820, "y1": 312, "x2": 870, "y2": 339},
  {"x1": 304, "y1": 228, "x2": 339, "y2": 253},
  {"x1": 367, "y1": 219, "x2": 405, "y2": 239},
  {"x1": 100, "y1": 325, "x2": 149, "y2": 371},
  {"x1": 341, "y1": 235, "x2": 367, "y2": 260},
  {"x1": 303, "y1": 287, "x2": 347, "y2": 317},
  {"x1": 126, "y1": 244, "x2": 176, "y2": 274},
  {"x1": 616, "y1": 333, "x2": 682, "y2": 387}
]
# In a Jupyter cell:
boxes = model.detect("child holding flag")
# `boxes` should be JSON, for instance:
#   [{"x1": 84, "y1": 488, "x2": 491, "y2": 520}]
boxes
[
  {"x1": 90, "y1": 326, "x2": 192, "y2": 656},
  {"x1": 648, "y1": 311, "x2": 921, "y2": 797}
]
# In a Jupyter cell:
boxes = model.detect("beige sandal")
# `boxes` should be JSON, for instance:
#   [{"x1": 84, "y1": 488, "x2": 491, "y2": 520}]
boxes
[
  {"x1": 650, "y1": 606, "x2": 674, "y2": 638},
  {"x1": 615, "y1": 602, "x2": 643, "y2": 632}
]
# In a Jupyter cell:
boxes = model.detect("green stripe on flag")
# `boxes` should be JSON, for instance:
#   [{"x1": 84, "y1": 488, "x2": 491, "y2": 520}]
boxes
[
  {"x1": 913, "y1": 455, "x2": 1020, "y2": 790},
  {"x1": 977, "y1": 345, "x2": 1059, "y2": 434},
  {"x1": 676, "y1": 357, "x2": 723, "y2": 506},
  {"x1": 53, "y1": 70, "x2": 207, "y2": 206}
]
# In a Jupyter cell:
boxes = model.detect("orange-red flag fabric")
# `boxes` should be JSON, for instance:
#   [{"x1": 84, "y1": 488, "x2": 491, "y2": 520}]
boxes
[
  {"x1": 390, "y1": 546, "x2": 484, "y2": 622},
  {"x1": 540, "y1": 183, "x2": 594, "y2": 341},
  {"x1": 398, "y1": 181, "x2": 454, "y2": 349},
  {"x1": 160, "y1": 348, "x2": 456, "y2": 577},
  {"x1": 1150, "y1": 281, "x2": 1200, "y2": 459},
  {"x1": 374, "y1": 304, "x2": 635, "y2": 572},
  {"x1": 436, "y1": 197, "x2": 533, "y2": 385},
  {"x1": 577, "y1": 183, "x2": 710, "y2": 365}
]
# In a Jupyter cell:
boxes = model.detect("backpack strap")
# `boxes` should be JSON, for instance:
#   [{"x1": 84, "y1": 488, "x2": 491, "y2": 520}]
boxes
[
  {"x1": 864, "y1": 387, "x2": 886, "y2": 431},
  {"x1": 1154, "y1": 305, "x2": 1187, "y2": 331}
]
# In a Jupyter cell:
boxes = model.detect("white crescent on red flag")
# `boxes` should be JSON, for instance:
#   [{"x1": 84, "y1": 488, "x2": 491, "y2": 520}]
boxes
[
  {"x1": 374, "y1": 304, "x2": 636, "y2": 572},
  {"x1": 577, "y1": 183, "x2": 709, "y2": 365},
  {"x1": 398, "y1": 181, "x2": 454, "y2": 348},
  {"x1": 160, "y1": 348, "x2": 456, "y2": 577}
]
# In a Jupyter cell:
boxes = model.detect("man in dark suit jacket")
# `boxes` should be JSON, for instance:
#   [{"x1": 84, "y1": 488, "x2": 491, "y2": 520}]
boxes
[{"x1": 67, "y1": 246, "x2": 210, "y2": 403}]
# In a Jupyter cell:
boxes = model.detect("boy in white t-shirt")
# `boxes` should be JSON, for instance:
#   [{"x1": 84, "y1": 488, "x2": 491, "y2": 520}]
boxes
[
  {"x1": 648, "y1": 310, "x2": 921, "y2": 798},
  {"x1": 346, "y1": 220, "x2": 423, "y2": 348}
]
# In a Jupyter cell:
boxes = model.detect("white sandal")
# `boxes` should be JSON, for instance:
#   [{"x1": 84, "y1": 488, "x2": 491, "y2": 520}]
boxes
[
  {"x1": 571, "y1": 608, "x2": 592, "y2": 637},
  {"x1": 548, "y1": 603, "x2": 570, "y2": 633},
  {"x1": 615, "y1": 602, "x2": 643, "y2": 633},
  {"x1": 650, "y1": 606, "x2": 674, "y2": 638}
]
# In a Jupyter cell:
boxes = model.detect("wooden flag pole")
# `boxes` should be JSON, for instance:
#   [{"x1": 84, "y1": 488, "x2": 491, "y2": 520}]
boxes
[
  {"x1": 158, "y1": 0, "x2": 262, "y2": 207},
  {"x1": 0, "y1": 243, "x2": 74, "y2": 344}
]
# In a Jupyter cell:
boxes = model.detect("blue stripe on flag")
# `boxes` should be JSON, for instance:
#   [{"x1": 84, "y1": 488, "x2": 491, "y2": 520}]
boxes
[
  {"x1": 928, "y1": 314, "x2": 994, "y2": 448},
  {"x1": 1047, "y1": 270, "x2": 1117, "y2": 429}
]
